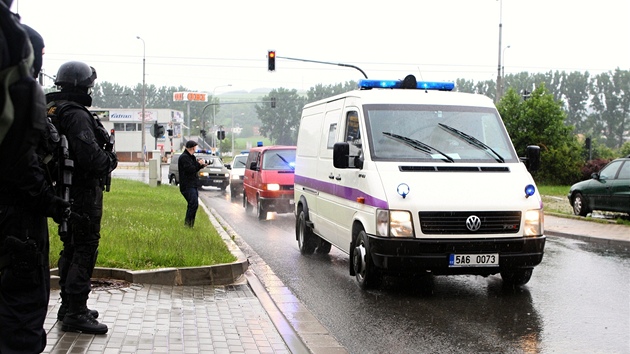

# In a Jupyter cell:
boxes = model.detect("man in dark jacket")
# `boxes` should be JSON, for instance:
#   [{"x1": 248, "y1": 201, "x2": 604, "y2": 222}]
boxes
[
  {"x1": 0, "y1": 11, "x2": 68, "y2": 353},
  {"x1": 178, "y1": 140, "x2": 206, "y2": 227},
  {"x1": 46, "y1": 61, "x2": 118, "y2": 335}
]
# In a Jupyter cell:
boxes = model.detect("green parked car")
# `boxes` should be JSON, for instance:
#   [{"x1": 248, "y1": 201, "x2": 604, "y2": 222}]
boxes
[{"x1": 568, "y1": 155, "x2": 630, "y2": 216}]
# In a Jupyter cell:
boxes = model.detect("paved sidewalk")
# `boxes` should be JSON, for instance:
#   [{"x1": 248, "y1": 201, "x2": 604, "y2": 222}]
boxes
[
  {"x1": 544, "y1": 213, "x2": 630, "y2": 245},
  {"x1": 46, "y1": 281, "x2": 291, "y2": 354}
]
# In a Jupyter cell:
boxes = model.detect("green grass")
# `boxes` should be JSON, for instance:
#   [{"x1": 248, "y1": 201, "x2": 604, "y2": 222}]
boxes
[
  {"x1": 537, "y1": 185, "x2": 570, "y2": 197},
  {"x1": 48, "y1": 179, "x2": 236, "y2": 270}
]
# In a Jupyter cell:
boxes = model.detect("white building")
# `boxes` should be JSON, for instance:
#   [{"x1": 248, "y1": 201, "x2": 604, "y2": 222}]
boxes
[{"x1": 90, "y1": 108, "x2": 185, "y2": 162}]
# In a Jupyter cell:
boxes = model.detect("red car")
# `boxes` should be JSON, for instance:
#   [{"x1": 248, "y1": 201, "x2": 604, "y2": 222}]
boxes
[{"x1": 243, "y1": 145, "x2": 296, "y2": 220}]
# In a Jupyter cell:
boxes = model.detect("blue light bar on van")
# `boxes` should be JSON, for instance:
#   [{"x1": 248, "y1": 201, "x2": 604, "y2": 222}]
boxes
[{"x1": 358, "y1": 79, "x2": 455, "y2": 91}]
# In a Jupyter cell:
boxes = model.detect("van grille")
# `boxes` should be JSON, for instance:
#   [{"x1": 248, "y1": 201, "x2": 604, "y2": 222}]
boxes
[{"x1": 419, "y1": 211, "x2": 521, "y2": 235}]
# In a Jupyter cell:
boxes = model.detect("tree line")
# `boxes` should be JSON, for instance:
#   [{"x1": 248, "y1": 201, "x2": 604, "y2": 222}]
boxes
[{"x1": 79, "y1": 68, "x2": 629, "y2": 185}]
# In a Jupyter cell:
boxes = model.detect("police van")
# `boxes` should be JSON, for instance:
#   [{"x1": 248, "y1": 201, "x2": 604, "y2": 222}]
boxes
[{"x1": 293, "y1": 75, "x2": 545, "y2": 289}]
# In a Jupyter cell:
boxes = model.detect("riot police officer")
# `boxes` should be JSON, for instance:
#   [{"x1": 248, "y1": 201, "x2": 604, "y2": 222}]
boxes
[
  {"x1": 46, "y1": 61, "x2": 118, "y2": 335},
  {"x1": 0, "y1": 12, "x2": 68, "y2": 353}
]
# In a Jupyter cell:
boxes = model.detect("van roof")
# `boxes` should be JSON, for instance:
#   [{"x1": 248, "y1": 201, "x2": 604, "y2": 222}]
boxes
[
  {"x1": 303, "y1": 89, "x2": 495, "y2": 110},
  {"x1": 248, "y1": 145, "x2": 296, "y2": 153}
]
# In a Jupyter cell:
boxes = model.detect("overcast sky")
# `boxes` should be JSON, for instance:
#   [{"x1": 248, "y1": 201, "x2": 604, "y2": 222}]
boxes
[{"x1": 13, "y1": 0, "x2": 630, "y2": 94}]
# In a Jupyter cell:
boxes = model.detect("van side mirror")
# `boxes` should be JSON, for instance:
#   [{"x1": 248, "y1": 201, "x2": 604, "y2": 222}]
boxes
[
  {"x1": 249, "y1": 161, "x2": 257, "y2": 170},
  {"x1": 522, "y1": 145, "x2": 541, "y2": 172},
  {"x1": 333, "y1": 142, "x2": 350, "y2": 168}
]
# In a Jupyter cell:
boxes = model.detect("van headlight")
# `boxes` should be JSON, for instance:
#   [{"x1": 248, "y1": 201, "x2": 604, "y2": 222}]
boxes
[
  {"x1": 376, "y1": 209, "x2": 414, "y2": 237},
  {"x1": 265, "y1": 183, "x2": 280, "y2": 191},
  {"x1": 523, "y1": 209, "x2": 543, "y2": 236}
]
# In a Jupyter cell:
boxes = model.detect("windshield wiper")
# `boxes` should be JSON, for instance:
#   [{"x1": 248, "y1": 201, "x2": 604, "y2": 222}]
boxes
[
  {"x1": 274, "y1": 153, "x2": 295, "y2": 170},
  {"x1": 438, "y1": 123, "x2": 505, "y2": 163},
  {"x1": 382, "y1": 132, "x2": 454, "y2": 162}
]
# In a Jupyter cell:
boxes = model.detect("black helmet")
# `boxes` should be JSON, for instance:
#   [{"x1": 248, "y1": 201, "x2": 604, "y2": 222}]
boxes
[{"x1": 55, "y1": 61, "x2": 97, "y2": 88}]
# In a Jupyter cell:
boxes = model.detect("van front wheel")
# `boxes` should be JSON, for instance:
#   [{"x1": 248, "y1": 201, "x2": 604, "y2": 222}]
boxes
[
  {"x1": 353, "y1": 230, "x2": 381, "y2": 290},
  {"x1": 501, "y1": 268, "x2": 533, "y2": 286},
  {"x1": 297, "y1": 210, "x2": 316, "y2": 255},
  {"x1": 256, "y1": 197, "x2": 267, "y2": 220},
  {"x1": 243, "y1": 193, "x2": 252, "y2": 212}
]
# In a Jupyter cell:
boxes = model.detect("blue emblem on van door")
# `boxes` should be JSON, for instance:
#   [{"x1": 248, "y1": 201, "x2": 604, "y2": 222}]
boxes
[{"x1": 397, "y1": 183, "x2": 410, "y2": 198}]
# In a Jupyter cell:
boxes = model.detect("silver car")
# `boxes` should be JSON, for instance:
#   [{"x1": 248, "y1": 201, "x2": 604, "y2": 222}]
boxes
[{"x1": 168, "y1": 153, "x2": 230, "y2": 190}]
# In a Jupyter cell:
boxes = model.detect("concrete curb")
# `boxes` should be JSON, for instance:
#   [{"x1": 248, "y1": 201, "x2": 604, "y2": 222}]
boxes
[{"x1": 50, "y1": 198, "x2": 249, "y2": 288}]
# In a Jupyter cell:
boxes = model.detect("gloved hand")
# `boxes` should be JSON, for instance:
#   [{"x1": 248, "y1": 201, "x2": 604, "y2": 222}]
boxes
[
  {"x1": 45, "y1": 196, "x2": 71, "y2": 224},
  {"x1": 107, "y1": 151, "x2": 118, "y2": 171}
]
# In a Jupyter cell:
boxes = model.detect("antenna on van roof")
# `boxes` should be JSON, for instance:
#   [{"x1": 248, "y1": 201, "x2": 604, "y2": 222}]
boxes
[{"x1": 416, "y1": 66, "x2": 425, "y2": 81}]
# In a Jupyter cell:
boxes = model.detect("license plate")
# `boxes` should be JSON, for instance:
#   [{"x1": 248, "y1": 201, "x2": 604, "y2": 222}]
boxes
[
  {"x1": 449, "y1": 253, "x2": 499, "y2": 267},
  {"x1": 213, "y1": 179, "x2": 223, "y2": 183}
]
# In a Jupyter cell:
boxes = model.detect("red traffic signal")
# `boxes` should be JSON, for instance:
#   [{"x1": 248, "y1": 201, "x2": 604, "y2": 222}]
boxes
[{"x1": 267, "y1": 50, "x2": 275, "y2": 71}]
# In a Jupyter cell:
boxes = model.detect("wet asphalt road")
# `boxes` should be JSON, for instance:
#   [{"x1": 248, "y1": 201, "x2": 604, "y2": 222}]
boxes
[{"x1": 199, "y1": 188, "x2": 630, "y2": 354}]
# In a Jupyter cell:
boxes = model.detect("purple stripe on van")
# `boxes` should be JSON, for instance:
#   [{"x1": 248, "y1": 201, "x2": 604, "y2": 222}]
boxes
[{"x1": 295, "y1": 175, "x2": 389, "y2": 209}]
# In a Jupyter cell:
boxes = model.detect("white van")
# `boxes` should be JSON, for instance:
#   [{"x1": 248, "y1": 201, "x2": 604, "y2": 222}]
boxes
[{"x1": 294, "y1": 75, "x2": 545, "y2": 289}]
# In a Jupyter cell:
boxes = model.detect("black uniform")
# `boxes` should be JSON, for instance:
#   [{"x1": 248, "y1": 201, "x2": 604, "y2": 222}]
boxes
[
  {"x1": 0, "y1": 9, "x2": 67, "y2": 353},
  {"x1": 178, "y1": 149, "x2": 203, "y2": 227},
  {"x1": 46, "y1": 91, "x2": 117, "y2": 333}
]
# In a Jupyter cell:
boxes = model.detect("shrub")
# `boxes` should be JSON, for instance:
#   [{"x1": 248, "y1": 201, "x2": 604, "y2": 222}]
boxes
[{"x1": 580, "y1": 158, "x2": 612, "y2": 180}]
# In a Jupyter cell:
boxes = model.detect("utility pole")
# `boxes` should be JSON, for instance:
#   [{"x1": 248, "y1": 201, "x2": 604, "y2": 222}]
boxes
[
  {"x1": 137, "y1": 36, "x2": 147, "y2": 165},
  {"x1": 495, "y1": 0, "x2": 503, "y2": 105}
]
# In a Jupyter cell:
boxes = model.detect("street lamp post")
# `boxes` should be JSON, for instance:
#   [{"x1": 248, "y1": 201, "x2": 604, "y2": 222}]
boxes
[
  {"x1": 495, "y1": 0, "x2": 503, "y2": 104},
  {"x1": 136, "y1": 36, "x2": 146, "y2": 165},
  {"x1": 212, "y1": 84, "x2": 231, "y2": 150},
  {"x1": 501, "y1": 45, "x2": 511, "y2": 97}
]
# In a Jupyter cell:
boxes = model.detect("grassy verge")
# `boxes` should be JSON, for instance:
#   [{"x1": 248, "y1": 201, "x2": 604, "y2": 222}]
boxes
[{"x1": 48, "y1": 178, "x2": 236, "y2": 270}]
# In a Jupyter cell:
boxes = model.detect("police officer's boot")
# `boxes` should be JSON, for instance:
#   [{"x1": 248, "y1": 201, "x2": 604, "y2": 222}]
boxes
[
  {"x1": 57, "y1": 294, "x2": 99, "y2": 321},
  {"x1": 185, "y1": 218, "x2": 193, "y2": 227},
  {"x1": 62, "y1": 295, "x2": 108, "y2": 334}
]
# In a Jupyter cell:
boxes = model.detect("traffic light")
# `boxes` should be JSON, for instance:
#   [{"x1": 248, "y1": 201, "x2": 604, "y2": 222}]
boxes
[
  {"x1": 270, "y1": 97, "x2": 276, "y2": 108},
  {"x1": 167, "y1": 128, "x2": 173, "y2": 137},
  {"x1": 267, "y1": 50, "x2": 275, "y2": 71},
  {"x1": 156, "y1": 125, "x2": 165, "y2": 137},
  {"x1": 217, "y1": 130, "x2": 225, "y2": 141},
  {"x1": 200, "y1": 129, "x2": 207, "y2": 137}
]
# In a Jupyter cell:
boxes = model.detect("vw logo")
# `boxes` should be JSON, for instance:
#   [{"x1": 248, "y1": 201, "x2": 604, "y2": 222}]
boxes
[{"x1": 466, "y1": 215, "x2": 481, "y2": 232}]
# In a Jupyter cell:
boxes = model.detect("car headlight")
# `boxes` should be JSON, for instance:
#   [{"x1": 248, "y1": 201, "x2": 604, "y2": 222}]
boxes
[
  {"x1": 265, "y1": 183, "x2": 280, "y2": 191},
  {"x1": 376, "y1": 209, "x2": 414, "y2": 237},
  {"x1": 523, "y1": 209, "x2": 543, "y2": 236},
  {"x1": 199, "y1": 172, "x2": 209, "y2": 177}
]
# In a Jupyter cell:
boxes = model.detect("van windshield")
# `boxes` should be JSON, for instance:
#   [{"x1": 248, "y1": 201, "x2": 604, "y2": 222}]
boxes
[
  {"x1": 233, "y1": 156, "x2": 248, "y2": 168},
  {"x1": 262, "y1": 149, "x2": 296, "y2": 170},
  {"x1": 364, "y1": 104, "x2": 519, "y2": 163}
]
